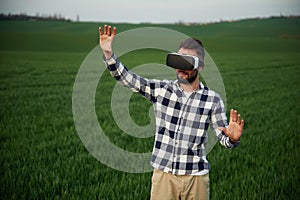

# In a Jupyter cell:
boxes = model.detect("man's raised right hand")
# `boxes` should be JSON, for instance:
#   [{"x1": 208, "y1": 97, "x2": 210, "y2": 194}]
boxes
[{"x1": 99, "y1": 25, "x2": 117, "y2": 59}]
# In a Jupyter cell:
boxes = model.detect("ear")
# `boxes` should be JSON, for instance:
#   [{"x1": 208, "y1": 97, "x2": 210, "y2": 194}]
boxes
[{"x1": 197, "y1": 66, "x2": 203, "y2": 72}]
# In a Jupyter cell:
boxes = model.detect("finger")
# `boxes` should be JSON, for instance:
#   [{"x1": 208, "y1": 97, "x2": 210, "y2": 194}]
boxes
[
  {"x1": 232, "y1": 110, "x2": 237, "y2": 122},
  {"x1": 107, "y1": 26, "x2": 111, "y2": 36},
  {"x1": 237, "y1": 114, "x2": 241, "y2": 124},
  {"x1": 230, "y1": 109, "x2": 234, "y2": 122},
  {"x1": 218, "y1": 127, "x2": 229, "y2": 134},
  {"x1": 99, "y1": 27, "x2": 103, "y2": 36},
  {"x1": 112, "y1": 27, "x2": 117, "y2": 36},
  {"x1": 104, "y1": 24, "x2": 108, "y2": 35},
  {"x1": 218, "y1": 127, "x2": 226, "y2": 132},
  {"x1": 218, "y1": 127, "x2": 231, "y2": 137},
  {"x1": 241, "y1": 119, "x2": 245, "y2": 130}
]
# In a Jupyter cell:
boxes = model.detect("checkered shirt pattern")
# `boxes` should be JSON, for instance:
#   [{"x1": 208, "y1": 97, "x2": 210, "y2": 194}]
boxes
[{"x1": 106, "y1": 56, "x2": 239, "y2": 175}]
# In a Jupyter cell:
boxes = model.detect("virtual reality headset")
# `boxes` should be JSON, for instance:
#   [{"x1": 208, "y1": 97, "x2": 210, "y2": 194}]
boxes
[{"x1": 166, "y1": 53, "x2": 201, "y2": 70}]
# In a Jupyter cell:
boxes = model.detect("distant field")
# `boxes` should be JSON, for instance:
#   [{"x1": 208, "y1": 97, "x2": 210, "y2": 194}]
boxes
[{"x1": 0, "y1": 18, "x2": 300, "y2": 199}]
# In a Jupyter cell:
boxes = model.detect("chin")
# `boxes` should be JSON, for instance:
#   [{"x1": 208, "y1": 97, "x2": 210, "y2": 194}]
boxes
[{"x1": 177, "y1": 77, "x2": 189, "y2": 84}]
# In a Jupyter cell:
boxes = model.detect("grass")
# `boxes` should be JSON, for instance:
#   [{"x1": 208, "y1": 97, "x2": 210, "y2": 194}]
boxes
[{"x1": 0, "y1": 17, "x2": 300, "y2": 199}]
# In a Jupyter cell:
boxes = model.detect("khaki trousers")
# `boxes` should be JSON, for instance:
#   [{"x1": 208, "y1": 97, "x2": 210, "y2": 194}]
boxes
[{"x1": 150, "y1": 169, "x2": 209, "y2": 200}]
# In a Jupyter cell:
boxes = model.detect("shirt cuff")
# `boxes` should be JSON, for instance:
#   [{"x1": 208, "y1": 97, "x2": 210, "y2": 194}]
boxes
[
  {"x1": 102, "y1": 53, "x2": 118, "y2": 66},
  {"x1": 228, "y1": 137, "x2": 240, "y2": 147}
]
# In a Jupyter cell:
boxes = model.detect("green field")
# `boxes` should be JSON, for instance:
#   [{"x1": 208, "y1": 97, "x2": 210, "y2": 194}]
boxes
[{"x1": 1, "y1": 17, "x2": 300, "y2": 199}]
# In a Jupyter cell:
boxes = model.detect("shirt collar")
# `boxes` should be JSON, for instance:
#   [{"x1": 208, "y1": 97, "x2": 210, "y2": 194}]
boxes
[{"x1": 174, "y1": 80, "x2": 204, "y2": 93}]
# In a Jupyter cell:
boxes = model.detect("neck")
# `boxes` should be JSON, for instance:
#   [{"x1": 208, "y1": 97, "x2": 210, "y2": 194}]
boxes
[{"x1": 179, "y1": 78, "x2": 200, "y2": 92}]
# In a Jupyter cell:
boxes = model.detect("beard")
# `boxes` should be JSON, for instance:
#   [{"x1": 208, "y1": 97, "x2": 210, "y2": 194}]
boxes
[{"x1": 177, "y1": 70, "x2": 198, "y2": 84}]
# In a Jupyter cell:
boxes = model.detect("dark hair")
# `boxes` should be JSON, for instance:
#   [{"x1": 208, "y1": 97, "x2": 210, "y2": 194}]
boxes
[{"x1": 179, "y1": 38, "x2": 205, "y2": 68}]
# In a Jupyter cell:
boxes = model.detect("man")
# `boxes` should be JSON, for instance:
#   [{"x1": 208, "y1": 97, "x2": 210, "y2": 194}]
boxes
[{"x1": 99, "y1": 25, "x2": 244, "y2": 200}]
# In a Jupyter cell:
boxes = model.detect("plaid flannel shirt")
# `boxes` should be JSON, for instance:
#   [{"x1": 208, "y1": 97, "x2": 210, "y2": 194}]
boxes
[{"x1": 105, "y1": 55, "x2": 239, "y2": 175}]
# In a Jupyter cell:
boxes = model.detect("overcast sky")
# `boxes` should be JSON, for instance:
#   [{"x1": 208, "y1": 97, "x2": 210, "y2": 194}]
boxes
[{"x1": 0, "y1": 0, "x2": 299, "y2": 23}]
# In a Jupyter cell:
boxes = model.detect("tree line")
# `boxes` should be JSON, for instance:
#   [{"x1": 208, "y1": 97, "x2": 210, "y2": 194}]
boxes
[{"x1": 0, "y1": 13, "x2": 72, "y2": 22}]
